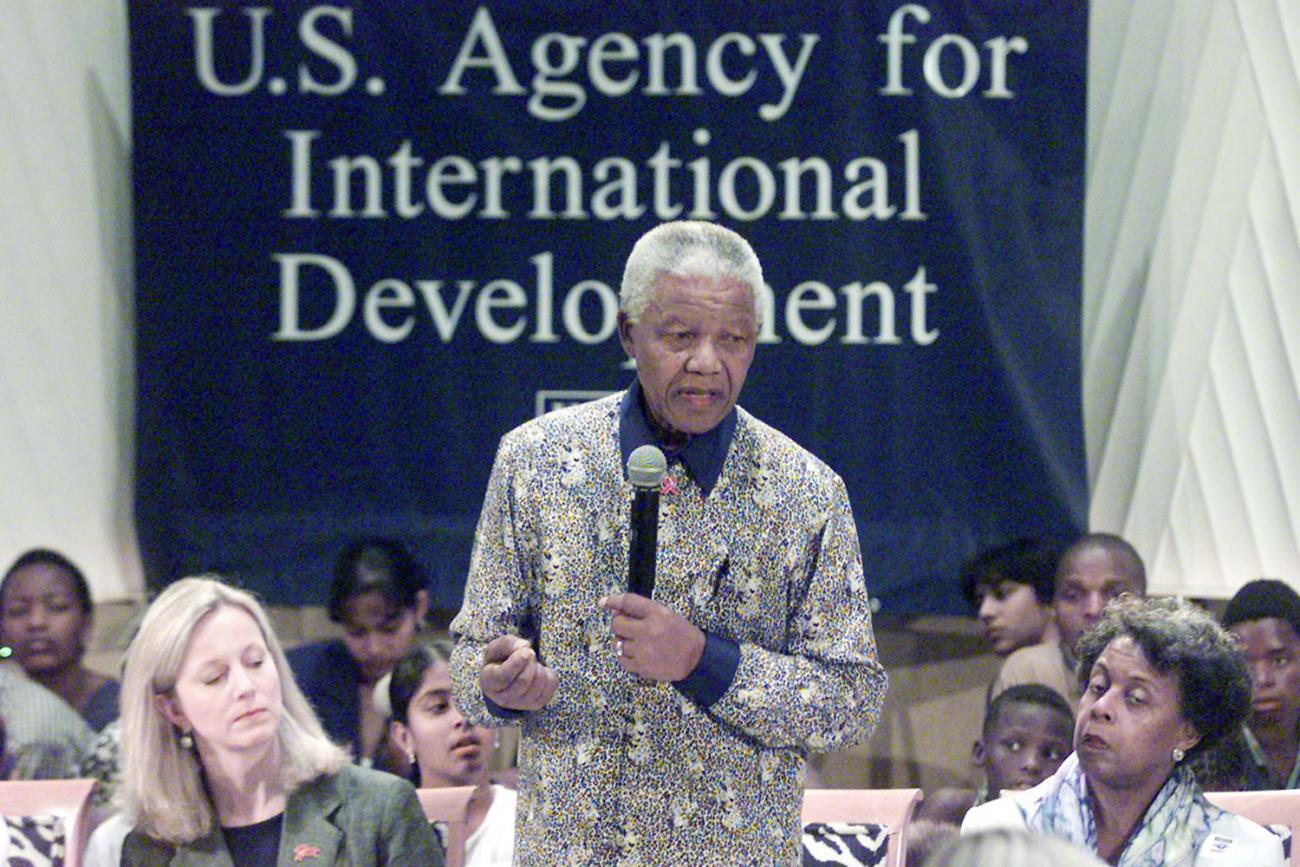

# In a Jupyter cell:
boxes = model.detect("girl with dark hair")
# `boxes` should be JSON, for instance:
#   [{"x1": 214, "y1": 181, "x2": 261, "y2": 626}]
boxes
[
  {"x1": 287, "y1": 538, "x2": 429, "y2": 764},
  {"x1": 388, "y1": 641, "x2": 515, "y2": 867},
  {"x1": 1, "y1": 548, "x2": 120, "y2": 729}
]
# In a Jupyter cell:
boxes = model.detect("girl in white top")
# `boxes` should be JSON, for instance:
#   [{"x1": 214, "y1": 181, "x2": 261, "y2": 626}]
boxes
[{"x1": 389, "y1": 640, "x2": 516, "y2": 866}]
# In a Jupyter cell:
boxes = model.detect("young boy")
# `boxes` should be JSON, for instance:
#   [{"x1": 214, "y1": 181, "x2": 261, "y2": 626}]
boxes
[
  {"x1": 915, "y1": 684, "x2": 1074, "y2": 826},
  {"x1": 1208, "y1": 579, "x2": 1300, "y2": 791},
  {"x1": 960, "y1": 538, "x2": 1061, "y2": 657}
]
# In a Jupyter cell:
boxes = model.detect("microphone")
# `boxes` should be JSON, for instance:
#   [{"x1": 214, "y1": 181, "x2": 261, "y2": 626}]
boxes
[{"x1": 626, "y1": 445, "x2": 667, "y2": 598}]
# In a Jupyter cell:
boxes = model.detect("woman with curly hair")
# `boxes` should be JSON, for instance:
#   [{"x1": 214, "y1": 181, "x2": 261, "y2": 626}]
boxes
[{"x1": 963, "y1": 595, "x2": 1283, "y2": 865}]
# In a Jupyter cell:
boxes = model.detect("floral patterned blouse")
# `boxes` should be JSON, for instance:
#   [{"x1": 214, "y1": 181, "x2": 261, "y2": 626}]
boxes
[{"x1": 451, "y1": 393, "x2": 888, "y2": 866}]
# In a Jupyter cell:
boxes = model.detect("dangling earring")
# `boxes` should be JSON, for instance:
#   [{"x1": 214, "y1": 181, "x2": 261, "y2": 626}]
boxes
[
  {"x1": 179, "y1": 731, "x2": 194, "y2": 750},
  {"x1": 407, "y1": 751, "x2": 416, "y2": 767},
  {"x1": 1172, "y1": 747, "x2": 1185, "y2": 763}
]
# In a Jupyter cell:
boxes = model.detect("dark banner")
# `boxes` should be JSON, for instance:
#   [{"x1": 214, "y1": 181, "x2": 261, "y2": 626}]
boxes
[{"x1": 130, "y1": 2, "x2": 1087, "y2": 615}]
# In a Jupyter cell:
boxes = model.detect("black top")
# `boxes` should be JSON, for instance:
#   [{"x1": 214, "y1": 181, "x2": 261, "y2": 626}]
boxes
[
  {"x1": 223, "y1": 813, "x2": 283, "y2": 867},
  {"x1": 286, "y1": 639, "x2": 364, "y2": 753}
]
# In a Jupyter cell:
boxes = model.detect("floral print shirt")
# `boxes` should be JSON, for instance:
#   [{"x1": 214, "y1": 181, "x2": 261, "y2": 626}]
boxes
[{"x1": 450, "y1": 393, "x2": 887, "y2": 866}]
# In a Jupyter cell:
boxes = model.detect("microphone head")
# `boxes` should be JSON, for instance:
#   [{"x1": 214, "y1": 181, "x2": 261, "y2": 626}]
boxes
[{"x1": 627, "y1": 445, "x2": 667, "y2": 489}]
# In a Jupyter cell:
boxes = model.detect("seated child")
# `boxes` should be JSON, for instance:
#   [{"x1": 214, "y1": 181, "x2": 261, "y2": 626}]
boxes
[
  {"x1": 960, "y1": 538, "x2": 1062, "y2": 657},
  {"x1": 914, "y1": 684, "x2": 1074, "y2": 826},
  {"x1": 387, "y1": 640, "x2": 515, "y2": 867}
]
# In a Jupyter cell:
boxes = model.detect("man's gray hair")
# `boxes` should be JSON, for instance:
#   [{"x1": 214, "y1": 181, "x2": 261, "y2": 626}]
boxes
[{"x1": 620, "y1": 221, "x2": 765, "y2": 329}]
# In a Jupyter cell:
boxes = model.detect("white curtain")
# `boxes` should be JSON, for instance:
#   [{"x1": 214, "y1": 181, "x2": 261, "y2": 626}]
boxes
[
  {"x1": 1085, "y1": 0, "x2": 1300, "y2": 596},
  {"x1": 0, "y1": 0, "x2": 140, "y2": 600}
]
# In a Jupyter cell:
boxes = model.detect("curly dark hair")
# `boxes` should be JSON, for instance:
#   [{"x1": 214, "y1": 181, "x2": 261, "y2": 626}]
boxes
[{"x1": 1075, "y1": 596, "x2": 1250, "y2": 760}]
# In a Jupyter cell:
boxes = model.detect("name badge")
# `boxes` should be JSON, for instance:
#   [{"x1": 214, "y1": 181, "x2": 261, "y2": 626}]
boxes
[{"x1": 1204, "y1": 834, "x2": 1237, "y2": 857}]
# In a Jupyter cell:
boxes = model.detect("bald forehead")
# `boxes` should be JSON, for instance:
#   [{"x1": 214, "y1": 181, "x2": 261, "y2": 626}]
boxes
[{"x1": 1059, "y1": 543, "x2": 1142, "y2": 590}]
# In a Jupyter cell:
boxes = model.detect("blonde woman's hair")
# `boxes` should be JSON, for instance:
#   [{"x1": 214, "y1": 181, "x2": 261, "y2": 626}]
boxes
[
  {"x1": 119, "y1": 575, "x2": 349, "y2": 844},
  {"x1": 928, "y1": 830, "x2": 1106, "y2": 867}
]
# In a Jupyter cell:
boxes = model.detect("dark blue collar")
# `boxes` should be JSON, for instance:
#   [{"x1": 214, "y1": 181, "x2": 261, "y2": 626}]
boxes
[{"x1": 618, "y1": 380, "x2": 736, "y2": 498}]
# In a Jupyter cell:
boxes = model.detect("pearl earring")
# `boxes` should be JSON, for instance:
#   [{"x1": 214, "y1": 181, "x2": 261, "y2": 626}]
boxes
[
  {"x1": 1172, "y1": 747, "x2": 1185, "y2": 763},
  {"x1": 179, "y1": 732, "x2": 194, "y2": 750}
]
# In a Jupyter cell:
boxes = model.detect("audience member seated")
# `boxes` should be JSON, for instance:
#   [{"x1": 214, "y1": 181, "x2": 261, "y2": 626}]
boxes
[
  {"x1": 288, "y1": 538, "x2": 430, "y2": 765},
  {"x1": 116, "y1": 575, "x2": 442, "y2": 866},
  {"x1": 965, "y1": 596, "x2": 1283, "y2": 865},
  {"x1": 960, "y1": 537, "x2": 1063, "y2": 657},
  {"x1": 916, "y1": 684, "x2": 1073, "y2": 826},
  {"x1": 0, "y1": 662, "x2": 90, "y2": 779},
  {"x1": 990, "y1": 533, "x2": 1146, "y2": 708},
  {"x1": 1, "y1": 549, "x2": 120, "y2": 730},
  {"x1": 1221, "y1": 579, "x2": 1300, "y2": 791},
  {"x1": 926, "y1": 828, "x2": 1106, "y2": 867},
  {"x1": 387, "y1": 640, "x2": 515, "y2": 867}
]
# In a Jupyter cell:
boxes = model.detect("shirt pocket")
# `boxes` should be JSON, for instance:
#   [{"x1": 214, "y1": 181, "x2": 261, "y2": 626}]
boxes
[{"x1": 692, "y1": 543, "x2": 789, "y2": 649}]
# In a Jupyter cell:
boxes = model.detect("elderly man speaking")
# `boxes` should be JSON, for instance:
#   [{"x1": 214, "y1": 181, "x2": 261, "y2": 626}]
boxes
[{"x1": 450, "y1": 221, "x2": 887, "y2": 866}]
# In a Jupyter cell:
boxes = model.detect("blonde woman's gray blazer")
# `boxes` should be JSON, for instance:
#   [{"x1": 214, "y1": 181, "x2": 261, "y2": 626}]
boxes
[{"x1": 120, "y1": 765, "x2": 444, "y2": 866}]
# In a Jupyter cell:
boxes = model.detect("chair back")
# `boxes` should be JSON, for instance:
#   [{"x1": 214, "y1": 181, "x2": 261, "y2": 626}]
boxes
[
  {"x1": 1206, "y1": 789, "x2": 1300, "y2": 866},
  {"x1": 802, "y1": 788, "x2": 922, "y2": 867},
  {"x1": 0, "y1": 778, "x2": 97, "y2": 867},
  {"x1": 416, "y1": 786, "x2": 477, "y2": 867}
]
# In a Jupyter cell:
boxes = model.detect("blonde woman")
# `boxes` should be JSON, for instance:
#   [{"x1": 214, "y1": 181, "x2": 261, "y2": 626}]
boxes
[
  {"x1": 116, "y1": 576, "x2": 442, "y2": 866},
  {"x1": 928, "y1": 829, "x2": 1106, "y2": 867}
]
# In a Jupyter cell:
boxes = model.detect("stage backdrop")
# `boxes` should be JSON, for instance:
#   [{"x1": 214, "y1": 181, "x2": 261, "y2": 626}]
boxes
[{"x1": 130, "y1": 1, "x2": 1087, "y2": 615}]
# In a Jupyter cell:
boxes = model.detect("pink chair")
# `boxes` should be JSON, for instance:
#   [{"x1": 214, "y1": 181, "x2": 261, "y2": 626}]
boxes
[
  {"x1": 0, "y1": 778, "x2": 97, "y2": 867},
  {"x1": 1206, "y1": 790, "x2": 1300, "y2": 867},
  {"x1": 416, "y1": 786, "x2": 477, "y2": 867},
  {"x1": 802, "y1": 787, "x2": 923, "y2": 867}
]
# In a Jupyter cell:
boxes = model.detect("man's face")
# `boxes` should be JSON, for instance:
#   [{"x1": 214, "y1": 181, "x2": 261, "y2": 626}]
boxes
[
  {"x1": 1054, "y1": 546, "x2": 1143, "y2": 653},
  {"x1": 1228, "y1": 617, "x2": 1300, "y2": 734},
  {"x1": 618, "y1": 272, "x2": 757, "y2": 438}
]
